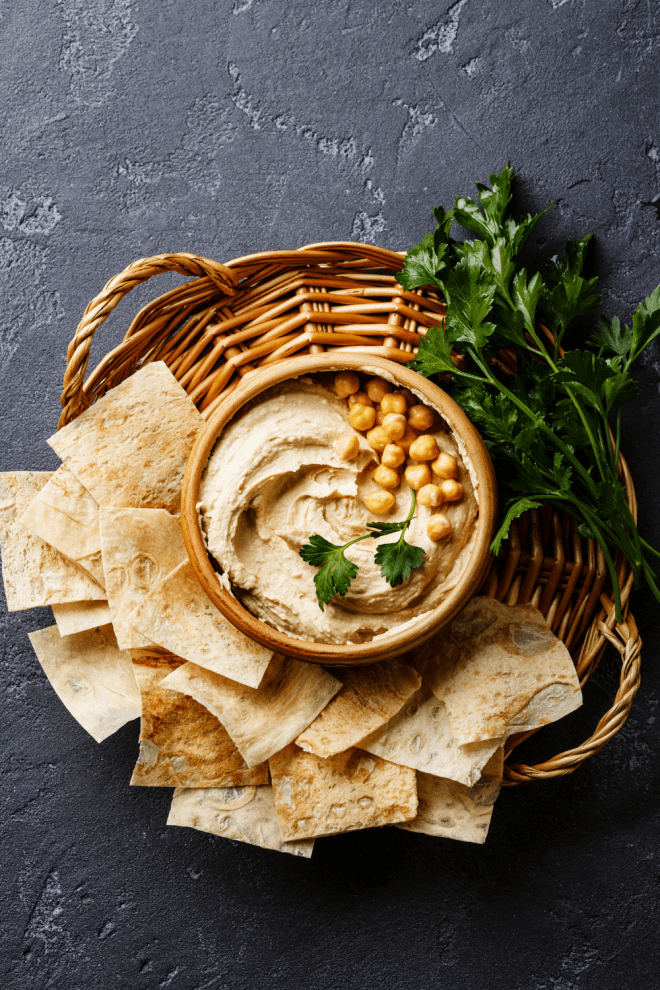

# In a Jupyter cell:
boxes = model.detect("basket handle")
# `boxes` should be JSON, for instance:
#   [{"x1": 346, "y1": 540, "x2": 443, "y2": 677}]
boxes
[{"x1": 59, "y1": 252, "x2": 237, "y2": 427}]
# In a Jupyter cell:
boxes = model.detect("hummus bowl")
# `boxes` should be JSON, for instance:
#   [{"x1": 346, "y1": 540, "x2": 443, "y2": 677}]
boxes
[{"x1": 181, "y1": 353, "x2": 497, "y2": 665}]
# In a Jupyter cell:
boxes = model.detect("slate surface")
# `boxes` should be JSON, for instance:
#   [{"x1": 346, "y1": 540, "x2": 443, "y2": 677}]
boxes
[{"x1": 1, "y1": 2, "x2": 659, "y2": 988}]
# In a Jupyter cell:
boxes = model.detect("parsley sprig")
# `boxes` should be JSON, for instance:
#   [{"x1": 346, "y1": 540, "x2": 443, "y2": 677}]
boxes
[
  {"x1": 400, "y1": 165, "x2": 660, "y2": 621},
  {"x1": 299, "y1": 489, "x2": 425, "y2": 610}
]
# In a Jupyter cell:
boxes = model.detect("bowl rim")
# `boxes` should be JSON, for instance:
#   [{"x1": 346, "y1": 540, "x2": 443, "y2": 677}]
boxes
[{"x1": 181, "y1": 353, "x2": 497, "y2": 665}]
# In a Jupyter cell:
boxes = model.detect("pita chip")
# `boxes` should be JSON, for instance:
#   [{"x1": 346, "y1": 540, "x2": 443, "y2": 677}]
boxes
[
  {"x1": 417, "y1": 597, "x2": 582, "y2": 744},
  {"x1": 48, "y1": 362, "x2": 203, "y2": 514},
  {"x1": 295, "y1": 660, "x2": 421, "y2": 758},
  {"x1": 269, "y1": 743, "x2": 417, "y2": 841},
  {"x1": 99, "y1": 508, "x2": 189, "y2": 649},
  {"x1": 359, "y1": 684, "x2": 502, "y2": 788},
  {"x1": 130, "y1": 650, "x2": 267, "y2": 788},
  {"x1": 28, "y1": 623, "x2": 140, "y2": 743},
  {"x1": 51, "y1": 600, "x2": 113, "y2": 637},
  {"x1": 161, "y1": 655, "x2": 341, "y2": 767},
  {"x1": 128, "y1": 560, "x2": 273, "y2": 688},
  {"x1": 19, "y1": 465, "x2": 105, "y2": 587},
  {"x1": 167, "y1": 785, "x2": 315, "y2": 857},
  {"x1": 0, "y1": 472, "x2": 106, "y2": 611},
  {"x1": 397, "y1": 748, "x2": 503, "y2": 844}
]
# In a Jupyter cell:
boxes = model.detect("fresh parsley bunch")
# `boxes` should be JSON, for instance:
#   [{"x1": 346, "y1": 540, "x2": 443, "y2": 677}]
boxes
[
  {"x1": 299, "y1": 489, "x2": 425, "y2": 610},
  {"x1": 400, "y1": 165, "x2": 660, "y2": 621}
]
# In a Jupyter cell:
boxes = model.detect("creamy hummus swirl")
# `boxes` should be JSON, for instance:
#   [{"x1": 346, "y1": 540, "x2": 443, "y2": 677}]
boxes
[{"x1": 199, "y1": 377, "x2": 479, "y2": 645}]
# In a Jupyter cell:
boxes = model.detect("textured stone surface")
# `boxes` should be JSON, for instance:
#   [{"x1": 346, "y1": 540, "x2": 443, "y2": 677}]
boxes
[{"x1": 0, "y1": 1, "x2": 659, "y2": 987}]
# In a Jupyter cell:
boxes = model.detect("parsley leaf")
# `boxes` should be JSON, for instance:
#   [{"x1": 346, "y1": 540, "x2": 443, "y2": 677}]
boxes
[
  {"x1": 369, "y1": 488, "x2": 426, "y2": 586},
  {"x1": 412, "y1": 324, "x2": 459, "y2": 377},
  {"x1": 590, "y1": 314, "x2": 633, "y2": 357},
  {"x1": 298, "y1": 535, "x2": 359, "y2": 610},
  {"x1": 375, "y1": 538, "x2": 426, "y2": 587},
  {"x1": 396, "y1": 231, "x2": 447, "y2": 291},
  {"x1": 444, "y1": 256, "x2": 497, "y2": 347},
  {"x1": 491, "y1": 497, "x2": 543, "y2": 555}
]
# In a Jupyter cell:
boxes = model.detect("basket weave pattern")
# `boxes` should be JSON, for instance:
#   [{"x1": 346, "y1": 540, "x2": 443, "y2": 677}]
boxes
[{"x1": 59, "y1": 245, "x2": 642, "y2": 785}]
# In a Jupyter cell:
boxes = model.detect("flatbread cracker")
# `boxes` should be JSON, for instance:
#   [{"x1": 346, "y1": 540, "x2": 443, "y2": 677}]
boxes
[
  {"x1": 19, "y1": 465, "x2": 105, "y2": 587},
  {"x1": 359, "y1": 684, "x2": 502, "y2": 787},
  {"x1": 128, "y1": 560, "x2": 273, "y2": 688},
  {"x1": 130, "y1": 650, "x2": 267, "y2": 788},
  {"x1": 0, "y1": 472, "x2": 106, "y2": 611},
  {"x1": 269, "y1": 743, "x2": 417, "y2": 840},
  {"x1": 397, "y1": 747, "x2": 503, "y2": 844},
  {"x1": 51, "y1": 600, "x2": 113, "y2": 637},
  {"x1": 295, "y1": 660, "x2": 421, "y2": 758},
  {"x1": 28, "y1": 623, "x2": 140, "y2": 742},
  {"x1": 162, "y1": 656, "x2": 341, "y2": 767},
  {"x1": 167, "y1": 785, "x2": 314, "y2": 857},
  {"x1": 48, "y1": 362, "x2": 203, "y2": 514},
  {"x1": 417, "y1": 597, "x2": 582, "y2": 744},
  {"x1": 99, "y1": 508, "x2": 189, "y2": 649}
]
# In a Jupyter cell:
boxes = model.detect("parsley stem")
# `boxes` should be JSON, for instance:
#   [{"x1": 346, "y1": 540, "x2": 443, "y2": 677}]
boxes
[
  {"x1": 525, "y1": 326, "x2": 611, "y2": 484},
  {"x1": 640, "y1": 537, "x2": 660, "y2": 561},
  {"x1": 467, "y1": 346, "x2": 601, "y2": 499}
]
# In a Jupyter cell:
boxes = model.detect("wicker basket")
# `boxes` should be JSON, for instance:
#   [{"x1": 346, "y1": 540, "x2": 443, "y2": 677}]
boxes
[{"x1": 58, "y1": 244, "x2": 642, "y2": 786}]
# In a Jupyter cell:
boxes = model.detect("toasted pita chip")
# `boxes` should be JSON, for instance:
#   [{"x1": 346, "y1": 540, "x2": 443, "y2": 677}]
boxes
[
  {"x1": 48, "y1": 362, "x2": 203, "y2": 514},
  {"x1": 295, "y1": 660, "x2": 421, "y2": 758},
  {"x1": 397, "y1": 748, "x2": 503, "y2": 844},
  {"x1": 51, "y1": 600, "x2": 113, "y2": 637},
  {"x1": 0, "y1": 472, "x2": 106, "y2": 611},
  {"x1": 99, "y1": 508, "x2": 189, "y2": 649},
  {"x1": 28, "y1": 624, "x2": 140, "y2": 742},
  {"x1": 19, "y1": 465, "x2": 105, "y2": 587},
  {"x1": 359, "y1": 684, "x2": 502, "y2": 787},
  {"x1": 162, "y1": 656, "x2": 341, "y2": 767},
  {"x1": 167, "y1": 785, "x2": 314, "y2": 857},
  {"x1": 128, "y1": 560, "x2": 273, "y2": 688},
  {"x1": 417, "y1": 597, "x2": 582, "y2": 744},
  {"x1": 269, "y1": 744, "x2": 417, "y2": 840},
  {"x1": 130, "y1": 650, "x2": 267, "y2": 788}
]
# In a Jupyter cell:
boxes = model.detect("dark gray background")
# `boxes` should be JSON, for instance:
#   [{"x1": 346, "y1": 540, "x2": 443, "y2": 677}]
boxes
[{"x1": 1, "y1": 2, "x2": 659, "y2": 987}]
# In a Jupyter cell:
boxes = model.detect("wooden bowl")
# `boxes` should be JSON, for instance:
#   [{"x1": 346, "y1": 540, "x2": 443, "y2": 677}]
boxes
[{"x1": 181, "y1": 352, "x2": 497, "y2": 665}]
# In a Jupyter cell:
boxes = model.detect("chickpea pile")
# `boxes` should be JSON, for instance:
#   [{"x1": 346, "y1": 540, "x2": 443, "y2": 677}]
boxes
[{"x1": 333, "y1": 371, "x2": 464, "y2": 543}]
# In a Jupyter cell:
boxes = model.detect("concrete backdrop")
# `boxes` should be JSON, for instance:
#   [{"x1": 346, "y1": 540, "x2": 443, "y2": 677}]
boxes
[{"x1": 1, "y1": 2, "x2": 659, "y2": 987}]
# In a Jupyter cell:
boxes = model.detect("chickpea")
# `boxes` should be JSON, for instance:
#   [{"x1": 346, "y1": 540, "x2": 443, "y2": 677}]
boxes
[
  {"x1": 375, "y1": 407, "x2": 388, "y2": 425},
  {"x1": 381, "y1": 392, "x2": 408, "y2": 415},
  {"x1": 409, "y1": 434, "x2": 440, "y2": 462},
  {"x1": 363, "y1": 490, "x2": 395, "y2": 514},
  {"x1": 365, "y1": 425, "x2": 390, "y2": 452},
  {"x1": 432, "y1": 450, "x2": 459, "y2": 480},
  {"x1": 366, "y1": 377, "x2": 392, "y2": 404},
  {"x1": 417, "y1": 483, "x2": 444, "y2": 507},
  {"x1": 405, "y1": 464, "x2": 432, "y2": 490},
  {"x1": 381, "y1": 443, "x2": 405, "y2": 469},
  {"x1": 400, "y1": 388, "x2": 416, "y2": 406},
  {"x1": 427, "y1": 514, "x2": 452, "y2": 541},
  {"x1": 382, "y1": 413, "x2": 407, "y2": 442},
  {"x1": 334, "y1": 433, "x2": 360, "y2": 461},
  {"x1": 439, "y1": 479, "x2": 464, "y2": 502},
  {"x1": 397, "y1": 429, "x2": 419, "y2": 453},
  {"x1": 348, "y1": 391, "x2": 373, "y2": 408},
  {"x1": 373, "y1": 464, "x2": 400, "y2": 489},
  {"x1": 348, "y1": 403, "x2": 376, "y2": 432},
  {"x1": 334, "y1": 371, "x2": 360, "y2": 397},
  {"x1": 408, "y1": 404, "x2": 435, "y2": 432}
]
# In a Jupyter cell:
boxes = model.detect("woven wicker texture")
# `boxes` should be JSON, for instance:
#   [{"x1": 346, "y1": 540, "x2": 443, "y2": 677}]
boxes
[{"x1": 58, "y1": 245, "x2": 641, "y2": 785}]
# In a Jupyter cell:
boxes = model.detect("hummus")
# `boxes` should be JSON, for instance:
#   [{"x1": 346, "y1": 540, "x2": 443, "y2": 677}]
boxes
[{"x1": 199, "y1": 376, "x2": 479, "y2": 645}]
